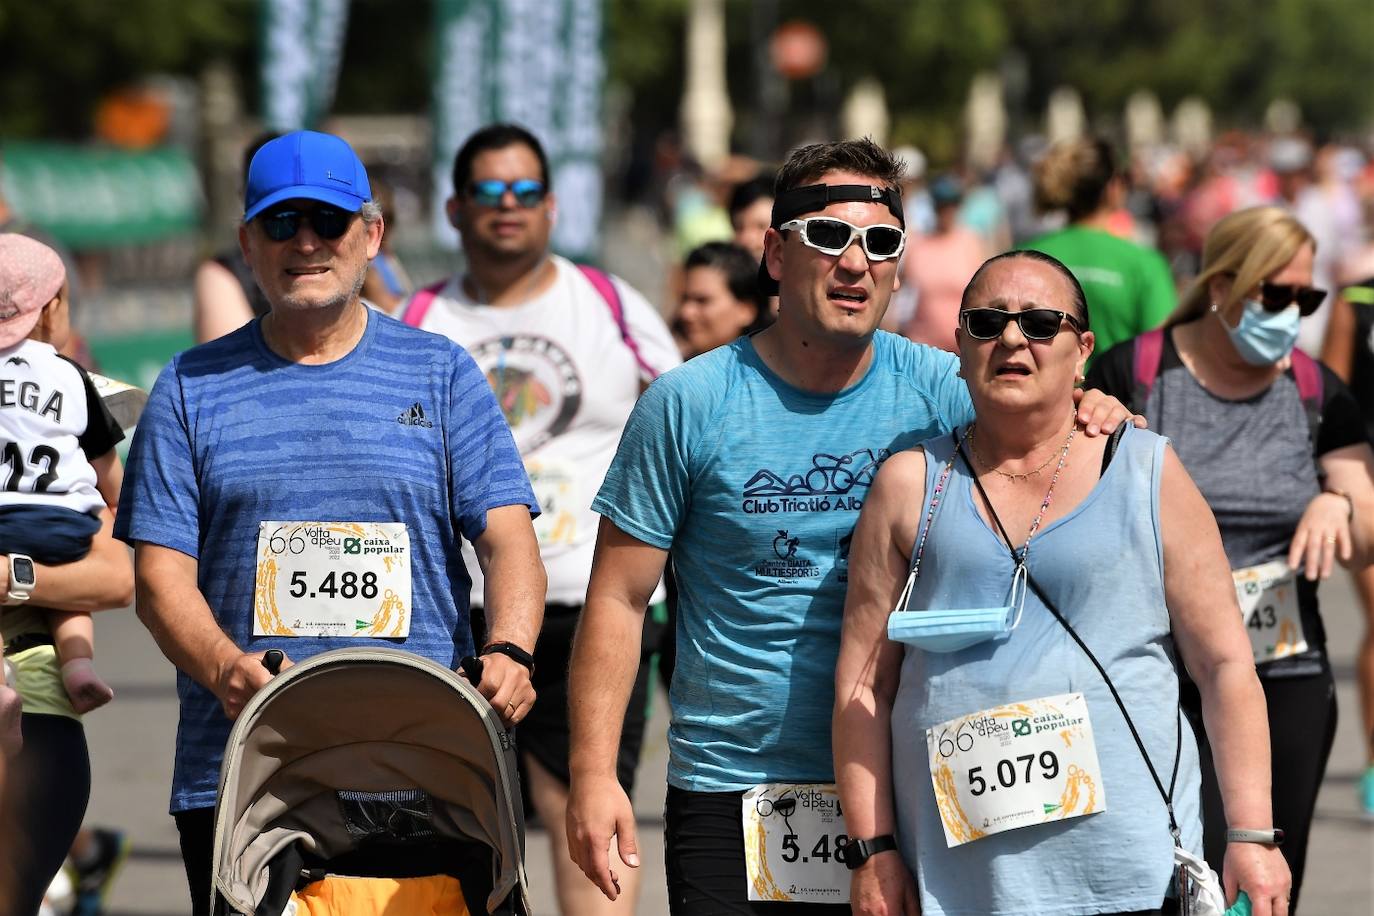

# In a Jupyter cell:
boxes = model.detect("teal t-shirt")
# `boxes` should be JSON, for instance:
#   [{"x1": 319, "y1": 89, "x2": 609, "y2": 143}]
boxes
[
  {"x1": 1022, "y1": 225, "x2": 1176, "y2": 366},
  {"x1": 593, "y1": 331, "x2": 972, "y2": 791}
]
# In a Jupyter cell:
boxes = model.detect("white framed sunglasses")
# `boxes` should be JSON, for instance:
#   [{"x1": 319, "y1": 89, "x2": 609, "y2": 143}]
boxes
[{"x1": 779, "y1": 216, "x2": 906, "y2": 261}]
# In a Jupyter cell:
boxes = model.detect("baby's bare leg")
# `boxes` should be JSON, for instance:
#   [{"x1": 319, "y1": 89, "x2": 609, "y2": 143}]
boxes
[{"x1": 51, "y1": 612, "x2": 113, "y2": 713}]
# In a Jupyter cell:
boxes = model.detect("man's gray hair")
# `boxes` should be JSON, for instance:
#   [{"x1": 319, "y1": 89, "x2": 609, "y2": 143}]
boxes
[{"x1": 360, "y1": 200, "x2": 383, "y2": 223}]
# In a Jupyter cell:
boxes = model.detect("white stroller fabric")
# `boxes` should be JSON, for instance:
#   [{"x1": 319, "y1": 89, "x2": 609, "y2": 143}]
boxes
[{"x1": 210, "y1": 649, "x2": 530, "y2": 916}]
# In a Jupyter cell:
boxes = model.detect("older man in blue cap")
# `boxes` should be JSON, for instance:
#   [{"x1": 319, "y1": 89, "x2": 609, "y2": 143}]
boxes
[{"x1": 115, "y1": 130, "x2": 546, "y2": 913}]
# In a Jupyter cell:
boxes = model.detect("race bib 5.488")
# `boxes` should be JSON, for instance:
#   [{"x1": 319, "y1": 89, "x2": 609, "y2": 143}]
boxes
[{"x1": 253, "y1": 522, "x2": 411, "y2": 638}]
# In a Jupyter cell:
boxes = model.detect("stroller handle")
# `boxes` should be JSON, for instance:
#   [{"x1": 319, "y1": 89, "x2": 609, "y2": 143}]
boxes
[
  {"x1": 261, "y1": 649, "x2": 285, "y2": 676},
  {"x1": 458, "y1": 654, "x2": 484, "y2": 685}
]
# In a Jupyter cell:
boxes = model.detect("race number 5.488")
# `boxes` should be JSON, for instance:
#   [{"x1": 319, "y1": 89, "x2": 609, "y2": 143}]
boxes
[{"x1": 253, "y1": 521, "x2": 411, "y2": 638}]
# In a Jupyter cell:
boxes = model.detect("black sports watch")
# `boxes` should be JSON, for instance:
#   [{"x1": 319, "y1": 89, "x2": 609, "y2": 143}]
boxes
[
  {"x1": 839, "y1": 834, "x2": 898, "y2": 870},
  {"x1": 481, "y1": 641, "x2": 536, "y2": 676}
]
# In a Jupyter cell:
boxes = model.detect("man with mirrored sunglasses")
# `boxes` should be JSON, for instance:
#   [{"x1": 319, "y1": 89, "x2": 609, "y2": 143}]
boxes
[
  {"x1": 397, "y1": 122, "x2": 679, "y2": 916},
  {"x1": 115, "y1": 129, "x2": 545, "y2": 915},
  {"x1": 565, "y1": 137, "x2": 1140, "y2": 915}
]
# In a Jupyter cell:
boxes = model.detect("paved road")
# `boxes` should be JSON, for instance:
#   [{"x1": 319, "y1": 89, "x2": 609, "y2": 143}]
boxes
[{"x1": 80, "y1": 570, "x2": 1372, "y2": 914}]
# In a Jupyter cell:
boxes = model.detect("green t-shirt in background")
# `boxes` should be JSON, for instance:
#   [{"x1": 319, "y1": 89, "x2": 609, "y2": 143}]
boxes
[{"x1": 1022, "y1": 225, "x2": 1176, "y2": 366}]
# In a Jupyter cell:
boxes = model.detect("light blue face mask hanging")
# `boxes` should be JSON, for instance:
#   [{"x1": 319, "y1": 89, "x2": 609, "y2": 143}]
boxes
[{"x1": 887, "y1": 562, "x2": 1027, "y2": 652}]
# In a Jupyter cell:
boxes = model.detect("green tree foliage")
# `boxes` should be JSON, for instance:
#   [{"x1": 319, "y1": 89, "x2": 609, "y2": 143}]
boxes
[
  {"x1": 0, "y1": 0, "x2": 253, "y2": 138},
  {"x1": 605, "y1": 0, "x2": 1373, "y2": 163}
]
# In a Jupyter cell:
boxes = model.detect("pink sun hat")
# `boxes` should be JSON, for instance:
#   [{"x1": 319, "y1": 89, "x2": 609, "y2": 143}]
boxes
[{"x1": 0, "y1": 233, "x2": 65, "y2": 349}]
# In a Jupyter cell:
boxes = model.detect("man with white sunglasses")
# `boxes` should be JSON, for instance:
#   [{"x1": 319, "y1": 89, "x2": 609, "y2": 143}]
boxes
[{"x1": 566, "y1": 138, "x2": 1139, "y2": 914}]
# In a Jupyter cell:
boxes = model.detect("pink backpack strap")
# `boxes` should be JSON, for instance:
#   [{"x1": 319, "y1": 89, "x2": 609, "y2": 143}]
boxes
[
  {"x1": 1131, "y1": 327, "x2": 1166, "y2": 409},
  {"x1": 1289, "y1": 348, "x2": 1322, "y2": 404},
  {"x1": 577, "y1": 264, "x2": 660, "y2": 381},
  {"x1": 399, "y1": 280, "x2": 448, "y2": 327}
]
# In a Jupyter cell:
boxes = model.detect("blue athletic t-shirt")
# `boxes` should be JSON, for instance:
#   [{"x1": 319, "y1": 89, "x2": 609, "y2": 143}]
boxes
[
  {"x1": 594, "y1": 330, "x2": 972, "y2": 791},
  {"x1": 115, "y1": 309, "x2": 536, "y2": 812}
]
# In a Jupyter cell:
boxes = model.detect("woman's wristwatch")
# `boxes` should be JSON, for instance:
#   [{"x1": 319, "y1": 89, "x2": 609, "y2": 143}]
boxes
[{"x1": 1225, "y1": 827, "x2": 1284, "y2": 846}]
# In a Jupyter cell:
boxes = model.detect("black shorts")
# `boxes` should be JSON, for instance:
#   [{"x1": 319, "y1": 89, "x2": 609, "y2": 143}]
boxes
[
  {"x1": 474, "y1": 603, "x2": 652, "y2": 793},
  {"x1": 664, "y1": 786, "x2": 851, "y2": 915}
]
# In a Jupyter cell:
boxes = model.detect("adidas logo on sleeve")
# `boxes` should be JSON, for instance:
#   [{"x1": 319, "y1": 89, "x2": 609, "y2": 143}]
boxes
[{"x1": 397, "y1": 402, "x2": 434, "y2": 428}]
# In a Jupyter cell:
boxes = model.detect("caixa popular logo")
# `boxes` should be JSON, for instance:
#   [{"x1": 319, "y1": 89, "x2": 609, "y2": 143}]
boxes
[{"x1": 753, "y1": 530, "x2": 821, "y2": 581}]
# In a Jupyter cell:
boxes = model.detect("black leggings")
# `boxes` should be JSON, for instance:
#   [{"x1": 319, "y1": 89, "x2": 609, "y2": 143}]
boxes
[
  {"x1": 1, "y1": 713, "x2": 90, "y2": 916},
  {"x1": 664, "y1": 786, "x2": 851, "y2": 915},
  {"x1": 1184, "y1": 665, "x2": 1337, "y2": 914}
]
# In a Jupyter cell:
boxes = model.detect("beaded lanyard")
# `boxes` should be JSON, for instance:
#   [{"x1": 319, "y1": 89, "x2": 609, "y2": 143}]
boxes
[{"x1": 893, "y1": 420, "x2": 1076, "y2": 615}]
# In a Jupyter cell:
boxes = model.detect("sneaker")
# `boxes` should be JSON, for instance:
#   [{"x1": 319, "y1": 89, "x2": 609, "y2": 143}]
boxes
[
  {"x1": 1362, "y1": 765, "x2": 1374, "y2": 819},
  {"x1": 71, "y1": 828, "x2": 131, "y2": 916}
]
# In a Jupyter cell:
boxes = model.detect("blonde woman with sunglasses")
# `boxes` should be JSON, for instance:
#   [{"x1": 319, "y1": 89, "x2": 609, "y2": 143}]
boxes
[{"x1": 1087, "y1": 205, "x2": 1374, "y2": 910}]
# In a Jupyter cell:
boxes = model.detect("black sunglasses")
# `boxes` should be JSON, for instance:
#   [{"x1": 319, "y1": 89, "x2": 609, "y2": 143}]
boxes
[
  {"x1": 1259, "y1": 281, "x2": 1327, "y2": 317},
  {"x1": 258, "y1": 205, "x2": 355, "y2": 242},
  {"x1": 961, "y1": 307, "x2": 1083, "y2": 341},
  {"x1": 468, "y1": 178, "x2": 548, "y2": 208}
]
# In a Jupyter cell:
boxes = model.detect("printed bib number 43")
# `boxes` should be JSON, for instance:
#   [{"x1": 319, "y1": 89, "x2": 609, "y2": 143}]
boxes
[
  {"x1": 742, "y1": 784, "x2": 850, "y2": 904},
  {"x1": 253, "y1": 522, "x2": 411, "y2": 638},
  {"x1": 1233, "y1": 560, "x2": 1307, "y2": 665},
  {"x1": 927, "y1": 692, "x2": 1104, "y2": 847}
]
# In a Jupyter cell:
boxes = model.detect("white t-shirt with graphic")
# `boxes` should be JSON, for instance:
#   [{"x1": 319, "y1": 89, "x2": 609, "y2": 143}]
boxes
[
  {"x1": 401, "y1": 256, "x2": 680, "y2": 605},
  {"x1": 0, "y1": 339, "x2": 122, "y2": 516}
]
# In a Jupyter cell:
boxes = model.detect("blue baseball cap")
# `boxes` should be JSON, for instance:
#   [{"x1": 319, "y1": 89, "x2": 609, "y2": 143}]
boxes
[{"x1": 243, "y1": 130, "x2": 372, "y2": 222}]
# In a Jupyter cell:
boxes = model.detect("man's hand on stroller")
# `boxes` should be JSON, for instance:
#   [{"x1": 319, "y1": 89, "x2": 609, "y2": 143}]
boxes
[
  {"x1": 472, "y1": 650, "x2": 535, "y2": 728},
  {"x1": 213, "y1": 650, "x2": 293, "y2": 720},
  {"x1": 566, "y1": 773, "x2": 639, "y2": 901}
]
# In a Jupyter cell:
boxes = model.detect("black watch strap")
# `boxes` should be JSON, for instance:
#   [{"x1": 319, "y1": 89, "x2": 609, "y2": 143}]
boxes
[
  {"x1": 481, "y1": 641, "x2": 536, "y2": 676},
  {"x1": 840, "y1": 834, "x2": 898, "y2": 870}
]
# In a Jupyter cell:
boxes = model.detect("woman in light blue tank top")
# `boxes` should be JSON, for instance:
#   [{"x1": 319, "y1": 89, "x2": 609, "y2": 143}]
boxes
[{"x1": 833, "y1": 252, "x2": 1288, "y2": 916}]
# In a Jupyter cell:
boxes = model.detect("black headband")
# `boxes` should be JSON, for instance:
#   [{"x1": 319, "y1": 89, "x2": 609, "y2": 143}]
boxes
[
  {"x1": 757, "y1": 182, "x2": 906, "y2": 294},
  {"x1": 770, "y1": 183, "x2": 905, "y2": 230}
]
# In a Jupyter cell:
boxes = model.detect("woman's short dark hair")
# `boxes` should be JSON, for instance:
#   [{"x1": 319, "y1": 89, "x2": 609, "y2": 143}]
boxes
[
  {"x1": 960, "y1": 250, "x2": 1091, "y2": 330},
  {"x1": 451, "y1": 123, "x2": 551, "y2": 195},
  {"x1": 684, "y1": 242, "x2": 771, "y2": 333}
]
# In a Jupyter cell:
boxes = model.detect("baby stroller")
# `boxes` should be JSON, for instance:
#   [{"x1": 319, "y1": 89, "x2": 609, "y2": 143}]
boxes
[{"x1": 210, "y1": 647, "x2": 532, "y2": 915}]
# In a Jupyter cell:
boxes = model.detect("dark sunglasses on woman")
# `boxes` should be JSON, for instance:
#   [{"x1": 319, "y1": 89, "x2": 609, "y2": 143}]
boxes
[
  {"x1": 468, "y1": 178, "x2": 548, "y2": 208},
  {"x1": 1258, "y1": 281, "x2": 1327, "y2": 316},
  {"x1": 960, "y1": 307, "x2": 1083, "y2": 341},
  {"x1": 258, "y1": 204, "x2": 355, "y2": 242}
]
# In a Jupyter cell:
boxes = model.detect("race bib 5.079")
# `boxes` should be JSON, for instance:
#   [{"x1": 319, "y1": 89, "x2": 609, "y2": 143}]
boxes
[{"x1": 927, "y1": 692, "x2": 1104, "y2": 847}]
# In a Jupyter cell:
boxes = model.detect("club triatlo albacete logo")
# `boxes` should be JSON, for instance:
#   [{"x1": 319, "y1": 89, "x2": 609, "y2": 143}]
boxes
[
  {"x1": 470, "y1": 335, "x2": 581, "y2": 452},
  {"x1": 740, "y1": 448, "x2": 890, "y2": 514}
]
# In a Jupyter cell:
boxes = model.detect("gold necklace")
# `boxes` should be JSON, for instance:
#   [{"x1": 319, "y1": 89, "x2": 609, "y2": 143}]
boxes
[{"x1": 967, "y1": 418, "x2": 1076, "y2": 483}]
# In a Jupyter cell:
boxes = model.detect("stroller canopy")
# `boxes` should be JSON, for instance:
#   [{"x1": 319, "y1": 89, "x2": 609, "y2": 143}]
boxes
[{"x1": 211, "y1": 648, "x2": 530, "y2": 916}]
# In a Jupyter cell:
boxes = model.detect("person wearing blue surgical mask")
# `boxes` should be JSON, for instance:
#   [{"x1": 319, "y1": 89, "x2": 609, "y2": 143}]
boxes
[
  {"x1": 835, "y1": 250, "x2": 1289, "y2": 916},
  {"x1": 1086, "y1": 205, "x2": 1374, "y2": 912}
]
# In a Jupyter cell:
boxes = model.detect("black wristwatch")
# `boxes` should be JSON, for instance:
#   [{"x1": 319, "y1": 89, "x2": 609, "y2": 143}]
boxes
[
  {"x1": 839, "y1": 834, "x2": 898, "y2": 870},
  {"x1": 481, "y1": 641, "x2": 536, "y2": 676}
]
